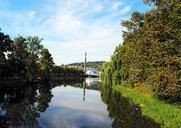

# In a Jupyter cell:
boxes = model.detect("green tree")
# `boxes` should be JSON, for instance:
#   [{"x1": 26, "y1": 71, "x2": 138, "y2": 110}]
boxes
[
  {"x1": 8, "y1": 36, "x2": 28, "y2": 79},
  {"x1": 39, "y1": 48, "x2": 54, "y2": 71},
  {"x1": 26, "y1": 36, "x2": 43, "y2": 80},
  {"x1": 101, "y1": 0, "x2": 181, "y2": 102},
  {"x1": 26, "y1": 36, "x2": 43, "y2": 58},
  {"x1": 0, "y1": 29, "x2": 13, "y2": 79}
]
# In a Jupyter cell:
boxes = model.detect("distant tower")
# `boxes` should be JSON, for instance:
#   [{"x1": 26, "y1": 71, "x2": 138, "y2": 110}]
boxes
[{"x1": 84, "y1": 52, "x2": 87, "y2": 72}]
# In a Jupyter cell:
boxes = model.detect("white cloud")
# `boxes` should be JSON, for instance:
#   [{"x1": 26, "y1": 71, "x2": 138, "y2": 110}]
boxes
[
  {"x1": 109, "y1": 6, "x2": 131, "y2": 18},
  {"x1": 0, "y1": 0, "x2": 131, "y2": 64},
  {"x1": 43, "y1": 28, "x2": 123, "y2": 64},
  {"x1": 112, "y1": 2, "x2": 123, "y2": 10}
]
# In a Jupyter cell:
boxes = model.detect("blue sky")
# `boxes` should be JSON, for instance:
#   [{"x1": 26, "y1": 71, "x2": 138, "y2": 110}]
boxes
[{"x1": 0, "y1": 0, "x2": 151, "y2": 65}]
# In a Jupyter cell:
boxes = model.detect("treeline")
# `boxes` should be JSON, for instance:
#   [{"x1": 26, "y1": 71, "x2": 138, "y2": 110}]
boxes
[
  {"x1": 101, "y1": 0, "x2": 180, "y2": 103},
  {"x1": 67, "y1": 61, "x2": 105, "y2": 71},
  {"x1": 0, "y1": 29, "x2": 54, "y2": 81},
  {"x1": 51, "y1": 66, "x2": 84, "y2": 77}
]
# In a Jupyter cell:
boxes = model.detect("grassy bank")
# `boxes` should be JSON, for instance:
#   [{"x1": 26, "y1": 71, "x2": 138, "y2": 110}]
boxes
[{"x1": 113, "y1": 85, "x2": 181, "y2": 128}]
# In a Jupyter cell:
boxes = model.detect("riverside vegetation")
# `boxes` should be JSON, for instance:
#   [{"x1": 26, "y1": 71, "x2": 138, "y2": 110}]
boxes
[
  {"x1": 0, "y1": 29, "x2": 84, "y2": 83},
  {"x1": 101, "y1": 0, "x2": 181, "y2": 127},
  {"x1": 67, "y1": 61, "x2": 105, "y2": 72},
  {"x1": 0, "y1": 31, "x2": 54, "y2": 81}
]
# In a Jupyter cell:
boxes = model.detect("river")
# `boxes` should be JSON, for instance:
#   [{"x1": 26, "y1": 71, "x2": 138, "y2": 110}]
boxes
[{"x1": 0, "y1": 78, "x2": 160, "y2": 128}]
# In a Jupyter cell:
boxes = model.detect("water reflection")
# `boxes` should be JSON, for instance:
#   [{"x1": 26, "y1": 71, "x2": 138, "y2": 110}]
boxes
[
  {"x1": 83, "y1": 81, "x2": 86, "y2": 101},
  {"x1": 0, "y1": 83, "x2": 52, "y2": 128},
  {"x1": 41, "y1": 85, "x2": 112, "y2": 128},
  {"x1": 0, "y1": 78, "x2": 160, "y2": 128},
  {"x1": 52, "y1": 77, "x2": 100, "y2": 90},
  {"x1": 85, "y1": 78, "x2": 100, "y2": 86},
  {"x1": 101, "y1": 85, "x2": 161, "y2": 128},
  {"x1": 0, "y1": 78, "x2": 110, "y2": 128}
]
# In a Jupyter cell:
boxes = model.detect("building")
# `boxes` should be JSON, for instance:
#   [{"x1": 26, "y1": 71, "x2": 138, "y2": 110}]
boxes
[{"x1": 86, "y1": 68, "x2": 97, "y2": 75}]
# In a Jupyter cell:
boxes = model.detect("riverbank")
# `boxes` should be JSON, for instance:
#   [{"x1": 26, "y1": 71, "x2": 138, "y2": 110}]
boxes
[{"x1": 113, "y1": 85, "x2": 181, "y2": 128}]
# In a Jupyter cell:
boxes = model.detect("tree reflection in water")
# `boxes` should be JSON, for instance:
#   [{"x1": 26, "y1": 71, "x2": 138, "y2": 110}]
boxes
[
  {"x1": 0, "y1": 82, "x2": 53, "y2": 128},
  {"x1": 0, "y1": 78, "x2": 99, "y2": 128},
  {"x1": 101, "y1": 85, "x2": 161, "y2": 128},
  {"x1": 0, "y1": 79, "x2": 161, "y2": 128}
]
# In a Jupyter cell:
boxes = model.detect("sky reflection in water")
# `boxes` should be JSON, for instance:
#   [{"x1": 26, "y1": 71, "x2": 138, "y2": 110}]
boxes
[
  {"x1": 0, "y1": 78, "x2": 160, "y2": 128},
  {"x1": 38, "y1": 85, "x2": 112, "y2": 128}
]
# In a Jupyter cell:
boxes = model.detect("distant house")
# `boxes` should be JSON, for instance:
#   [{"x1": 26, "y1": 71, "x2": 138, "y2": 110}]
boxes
[{"x1": 86, "y1": 68, "x2": 97, "y2": 75}]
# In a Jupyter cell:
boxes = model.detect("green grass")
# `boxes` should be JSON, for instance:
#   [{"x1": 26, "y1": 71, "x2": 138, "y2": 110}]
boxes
[{"x1": 113, "y1": 85, "x2": 181, "y2": 128}]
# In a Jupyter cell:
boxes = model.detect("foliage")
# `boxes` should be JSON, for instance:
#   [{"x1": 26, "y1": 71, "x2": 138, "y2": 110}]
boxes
[
  {"x1": 101, "y1": 45, "x2": 128, "y2": 86},
  {"x1": 40, "y1": 48, "x2": 54, "y2": 71},
  {"x1": 8, "y1": 36, "x2": 28, "y2": 78},
  {"x1": 0, "y1": 29, "x2": 54, "y2": 81},
  {"x1": 0, "y1": 30, "x2": 13, "y2": 79},
  {"x1": 67, "y1": 61, "x2": 105, "y2": 71},
  {"x1": 51, "y1": 65, "x2": 84, "y2": 77},
  {"x1": 26, "y1": 36, "x2": 44, "y2": 80},
  {"x1": 101, "y1": 0, "x2": 181, "y2": 102}
]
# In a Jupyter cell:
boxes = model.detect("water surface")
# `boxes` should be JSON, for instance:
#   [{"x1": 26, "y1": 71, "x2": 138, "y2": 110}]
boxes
[
  {"x1": 38, "y1": 82, "x2": 112, "y2": 128},
  {"x1": 0, "y1": 78, "x2": 160, "y2": 128}
]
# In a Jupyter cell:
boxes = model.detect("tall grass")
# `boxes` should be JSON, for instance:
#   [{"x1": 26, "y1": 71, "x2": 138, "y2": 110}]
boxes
[{"x1": 113, "y1": 85, "x2": 181, "y2": 128}]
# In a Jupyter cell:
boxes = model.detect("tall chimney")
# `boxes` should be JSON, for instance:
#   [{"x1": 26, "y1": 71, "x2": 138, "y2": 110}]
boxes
[{"x1": 84, "y1": 52, "x2": 87, "y2": 72}]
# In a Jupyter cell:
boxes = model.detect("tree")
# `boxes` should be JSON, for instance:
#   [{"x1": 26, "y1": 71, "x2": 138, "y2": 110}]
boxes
[
  {"x1": 39, "y1": 48, "x2": 54, "y2": 71},
  {"x1": 26, "y1": 36, "x2": 43, "y2": 62},
  {"x1": 101, "y1": 0, "x2": 181, "y2": 102},
  {"x1": 39, "y1": 48, "x2": 54, "y2": 82},
  {"x1": 0, "y1": 29, "x2": 12, "y2": 53},
  {"x1": 26, "y1": 36, "x2": 43, "y2": 80},
  {"x1": 8, "y1": 36, "x2": 28, "y2": 79},
  {"x1": 0, "y1": 29, "x2": 13, "y2": 79},
  {"x1": 0, "y1": 30, "x2": 55, "y2": 81}
]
